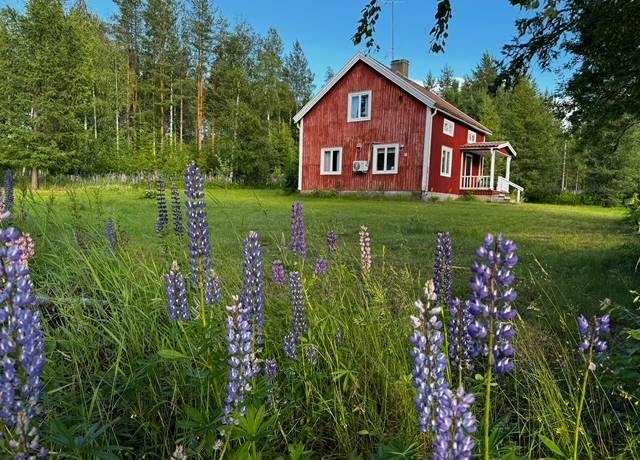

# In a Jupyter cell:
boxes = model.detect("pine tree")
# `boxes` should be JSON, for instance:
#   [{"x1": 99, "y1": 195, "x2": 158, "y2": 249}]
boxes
[{"x1": 284, "y1": 40, "x2": 314, "y2": 113}]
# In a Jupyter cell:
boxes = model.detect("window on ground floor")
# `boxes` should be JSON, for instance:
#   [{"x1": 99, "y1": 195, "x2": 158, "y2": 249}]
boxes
[
  {"x1": 372, "y1": 143, "x2": 399, "y2": 174},
  {"x1": 440, "y1": 146, "x2": 453, "y2": 177},
  {"x1": 320, "y1": 147, "x2": 343, "y2": 175}
]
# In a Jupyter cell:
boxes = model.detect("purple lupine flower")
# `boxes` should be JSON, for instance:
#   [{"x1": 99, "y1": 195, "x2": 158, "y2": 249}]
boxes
[
  {"x1": 106, "y1": 218, "x2": 118, "y2": 249},
  {"x1": 434, "y1": 232, "x2": 454, "y2": 308},
  {"x1": 314, "y1": 257, "x2": 329, "y2": 277},
  {"x1": 467, "y1": 234, "x2": 519, "y2": 373},
  {"x1": 222, "y1": 296, "x2": 259, "y2": 425},
  {"x1": 155, "y1": 175, "x2": 169, "y2": 233},
  {"x1": 359, "y1": 226, "x2": 372, "y2": 275},
  {"x1": 290, "y1": 202, "x2": 307, "y2": 259},
  {"x1": 264, "y1": 359, "x2": 279, "y2": 378},
  {"x1": 305, "y1": 344, "x2": 319, "y2": 365},
  {"x1": 271, "y1": 260, "x2": 286, "y2": 284},
  {"x1": 284, "y1": 271, "x2": 308, "y2": 361},
  {"x1": 433, "y1": 386, "x2": 477, "y2": 460},
  {"x1": 7, "y1": 233, "x2": 36, "y2": 265},
  {"x1": 204, "y1": 269, "x2": 222, "y2": 305},
  {"x1": 577, "y1": 314, "x2": 610, "y2": 354},
  {"x1": 326, "y1": 231, "x2": 338, "y2": 252},
  {"x1": 4, "y1": 169, "x2": 14, "y2": 212},
  {"x1": 165, "y1": 261, "x2": 190, "y2": 321},
  {"x1": 449, "y1": 298, "x2": 475, "y2": 377},
  {"x1": 410, "y1": 280, "x2": 448, "y2": 433},
  {"x1": 185, "y1": 162, "x2": 213, "y2": 286},
  {"x1": 171, "y1": 185, "x2": 185, "y2": 238},
  {"x1": 0, "y1": 227, "x2": 46, "y2": 457},
  {"x1": 242, "y1": 231, "x2": 265, "y2": 345}
]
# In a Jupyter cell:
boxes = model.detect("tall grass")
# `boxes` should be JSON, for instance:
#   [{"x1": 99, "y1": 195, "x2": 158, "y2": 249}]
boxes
[{"x1": 3, "y1": 185, "x2": 638, "y2": 459}]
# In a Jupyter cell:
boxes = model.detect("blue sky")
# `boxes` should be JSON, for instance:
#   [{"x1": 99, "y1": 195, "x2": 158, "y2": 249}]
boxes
[{"x1": 1, "y1": 0, "x2": 565, "y2": 94}]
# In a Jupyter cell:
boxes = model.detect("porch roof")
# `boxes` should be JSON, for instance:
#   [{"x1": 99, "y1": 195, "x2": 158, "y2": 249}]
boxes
[{"x1": 460, "y1": 141, "x2": 518, "y2": 157}]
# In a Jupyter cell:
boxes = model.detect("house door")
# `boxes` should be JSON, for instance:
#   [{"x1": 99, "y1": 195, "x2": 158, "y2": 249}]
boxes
[{"x1": 464, "y1": 154, "x2": 473, "y2": 177}]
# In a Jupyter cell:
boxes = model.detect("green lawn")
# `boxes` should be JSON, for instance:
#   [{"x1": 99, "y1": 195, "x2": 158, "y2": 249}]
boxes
[{"x1": 31, "y1": 185, "x2": 639, "y2": 312}]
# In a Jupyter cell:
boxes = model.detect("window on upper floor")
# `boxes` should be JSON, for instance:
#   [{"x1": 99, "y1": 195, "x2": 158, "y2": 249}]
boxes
[
  {"x1": 372, "y1": 143, "x2": 399, "y2": 174},
  {"x1": 467, "y1": 130, "x2": 477, "y2": 143},
  {"x1": 348, "y1": 91, "x2": 372, "y2": 122},
  {"x1": 440, "y1": 146, "x2": 453, "y2": 177},
  {"x1": 443, "y1": 119, "x2": 455, "y2": 136},
  {"x1": 320, "y1": 147, "x2": 343, "y2": 175}
]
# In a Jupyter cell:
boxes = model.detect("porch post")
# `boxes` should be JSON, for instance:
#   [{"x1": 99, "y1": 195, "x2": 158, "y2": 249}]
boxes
[
  {"x1": 506, "y1": 156, "x2": 512, "y2": 182},
  {"x1": 489, "y1": 149, "x2": 496, "y2": 190}
]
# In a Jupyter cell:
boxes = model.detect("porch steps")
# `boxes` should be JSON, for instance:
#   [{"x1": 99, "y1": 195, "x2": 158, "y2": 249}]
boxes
[{"x1": 492, "y1": 192, "x2": 512, "y2": 203}]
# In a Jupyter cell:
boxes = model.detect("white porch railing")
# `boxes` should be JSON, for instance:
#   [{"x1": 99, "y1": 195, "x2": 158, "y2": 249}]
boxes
[
  {"x1": 497, "y1": 176, "x2": 524, "y2": 203},
  {"x1": 460, "y1": 175, "x2": 492, "y2": 190}
]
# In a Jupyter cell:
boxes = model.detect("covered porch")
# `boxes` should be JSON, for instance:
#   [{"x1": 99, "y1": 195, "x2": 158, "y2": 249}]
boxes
[{"x1": 459, "y1": 141, "x2": 523, "y2": 203}]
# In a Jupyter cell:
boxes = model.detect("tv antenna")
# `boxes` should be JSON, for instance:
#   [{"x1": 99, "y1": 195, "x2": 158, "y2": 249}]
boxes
[{"x1": 385, "y1": 0, "x2": 406, "y2": 61}]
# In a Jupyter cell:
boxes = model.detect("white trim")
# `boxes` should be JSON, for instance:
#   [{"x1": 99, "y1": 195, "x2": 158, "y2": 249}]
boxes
[
  {"x1": 320, "y1": 147, "x2": 343, "y2": 175},
  {"x1": 467, "y1": 130, "x2": 477, "y2": 143},
  {"x1": 372, "y1": 143, "x2": 400, "y2": 174},
  {"x1": 489, "y1": 148, "x2": 496, "y2": 190},
  {"x1": 347, "y1": 90, "x2": 372, "y2": 122},
  {"x1": 421, "y1": 107, "x2": 437, "y2": 192},
  {"x1": 297, "y1": 119, "x2": 303, "y2": 190},
  {"x1": 440, "y1": 145, "x2": 453, "y2": 177},
  {"x1": 293, "y1": 53, "x2": 436, "y2": 124},
  {"x1": 443, "y1": 119, "x2": 455, "y2": 137}
]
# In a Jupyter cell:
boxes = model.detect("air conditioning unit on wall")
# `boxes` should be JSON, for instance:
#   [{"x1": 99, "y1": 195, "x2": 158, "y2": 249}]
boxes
[{"x1": 352, "y1": 160, "x2": 369, "y2": 173}]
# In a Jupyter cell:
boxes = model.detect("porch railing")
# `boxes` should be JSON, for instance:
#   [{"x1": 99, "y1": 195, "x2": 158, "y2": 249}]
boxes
[
  {"x1": 497, "y1": 176, "x2": 524, "y2": 203},
  {"x1": 460, "y1": 175, "x2": 492, "y2": 190}
]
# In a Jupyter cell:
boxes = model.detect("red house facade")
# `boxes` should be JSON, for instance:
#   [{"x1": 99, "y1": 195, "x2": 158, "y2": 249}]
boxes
[{"x1": 293, "y1": 54, "x2": 523, "y2": 202}]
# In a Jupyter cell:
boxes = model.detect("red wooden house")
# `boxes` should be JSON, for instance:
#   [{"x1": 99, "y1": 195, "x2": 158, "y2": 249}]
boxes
[{"x1": 292, "y1": 54, "x2": 523, "y2": 202}]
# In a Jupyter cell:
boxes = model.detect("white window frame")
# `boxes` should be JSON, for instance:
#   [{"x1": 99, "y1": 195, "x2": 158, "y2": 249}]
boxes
[
  {"x1": 440, "y1": 145, "x2": 453, "y2": 177},
  {"x1": 467, "y1": 130, "x2": 477, "y2": 143},
  {"x1": 348, "y1": 90, "x2": 372, "y2": 122},
  {"x1": 372, "y1": 143, "x2": 400, "y2": 174},
  {"x1": 320, "y1": 147, "x2": 343, "y2": 175},
  {"x1": 443, "y1": 119, "x2": 455, "y2": 137}
]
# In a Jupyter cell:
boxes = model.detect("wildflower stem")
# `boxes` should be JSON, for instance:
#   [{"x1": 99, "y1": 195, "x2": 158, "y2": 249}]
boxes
[
  {"x1": 200, "y1": 277, "x2": 207, "y2": 327},
  {"x1": 483, "y1": 315, "x2": 495, "y2": 460},
  {"x1": 572, "y1": 349, "x2": 592, "y2": 460}
]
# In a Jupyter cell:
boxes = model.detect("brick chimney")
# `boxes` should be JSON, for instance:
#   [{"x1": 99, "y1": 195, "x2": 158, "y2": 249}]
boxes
[{"x1": 390, "y1": 59, "x2": 409, "y2": 78}]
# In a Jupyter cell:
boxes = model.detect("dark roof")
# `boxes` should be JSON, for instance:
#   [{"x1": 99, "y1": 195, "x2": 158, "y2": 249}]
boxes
[{"x1": 402, "y1": 77, "x2": 491, "y2": 134}]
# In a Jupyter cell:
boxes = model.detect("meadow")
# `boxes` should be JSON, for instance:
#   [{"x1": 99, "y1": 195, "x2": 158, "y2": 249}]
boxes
[{"x1": 2, "y1": 176, "x2": 639, "y2": 459}]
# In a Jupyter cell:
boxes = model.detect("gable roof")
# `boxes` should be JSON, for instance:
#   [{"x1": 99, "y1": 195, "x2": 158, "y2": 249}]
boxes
[
  {"x1": 460, "y1": 141, "x2": 518, "y2": 157},
  {"x1": 292, "y1": 53, "x2": 491, "y2": 135}
]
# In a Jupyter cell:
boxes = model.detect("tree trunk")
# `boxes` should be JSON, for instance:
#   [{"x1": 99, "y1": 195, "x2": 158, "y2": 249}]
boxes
[
  {"x1": 160, "y1": 76, "x2": 165, "y2": 154},
  {"x1": 196, "y1": 63, "x2": 205, "y2": 153},
  {"x1": 92, "y1": 84, "x2": 98, "y2": 139},
  {"x1": 31, "y1": 167, "x2": 39, "y2": 190},
  {"x1": 115, "y1": 61, "x2": 120, "y2": 157}
]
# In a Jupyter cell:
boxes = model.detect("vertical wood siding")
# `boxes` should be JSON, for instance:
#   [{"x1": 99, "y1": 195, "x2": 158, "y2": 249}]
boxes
[
  {"x1": 302, "y1": 62, "x2": 427, "y2": 192},
  {"x1": 427, "y1": 114, "x2": 486, "y2": 195}
]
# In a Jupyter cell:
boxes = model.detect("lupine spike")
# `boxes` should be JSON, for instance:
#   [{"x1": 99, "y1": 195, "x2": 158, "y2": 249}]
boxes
[
  {"x1": 433, "y1": 386, "x2": 477, "y2": 460},
  {"x1": 434, "y1": 232, "x2": 454, "y2": 308},
  {"x1": 326, "y1": 231, "x2": 338, "y2": 252},
  {"x1": 359, "y1": 226, "x2": 372, "y2": 275},
  {"x1": 467, "y1": 233, "x2": 519, "y2": 373},
  {"x1": 185, "y1": 162, "x2": 213, "y2": 286},
  {"x1": 242, "y1": 231, "x2": 265, "y2": 345},
  {"x1": 165, "y1": 261, "x2": 190, "y2": 321},
  {"x1": 204, "y1": 269, "x2": 223, "y2": 305},
  {"x1": 106, "y1": 218, "x2": 118, "y2": 249},
  {"x1": 284, "y1": 271, "x2": 308, "y2": 360},
  {"x1": 155, "y1": 175, "x2": 169, "y2": 233},
  {"x1": 314, "y1": 257, "x2": 329, "y2": 277},
  {"x1": 290, "y1": 202, "x2": 307, "y2": 259},
  {"x1": 271, "y1": 260, "x2": 286, "y2": 284},
  {"x1": 410, "y1": 280, "x2": 448, "y2": 433},
  {"x1": 171, "y1": 185, "x2": 185, "y2": 238},
  {"x1": 577, "y1": 314, "x2": 610, "y2": 355},
  {"x1": 222, "y1": 296, "x2": 259, "y2": 424},
  {"x1": 4, "y1": 169, "x2": 14, "y2": 213},
  {"x1": 0, "y1": 227, "x2": 47, "y2": 458}
]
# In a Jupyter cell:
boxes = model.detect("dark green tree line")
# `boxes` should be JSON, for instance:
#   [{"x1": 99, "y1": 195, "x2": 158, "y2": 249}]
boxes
[{"x1": 0, "y1": 0, "x2": 315, "y2": 187}]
